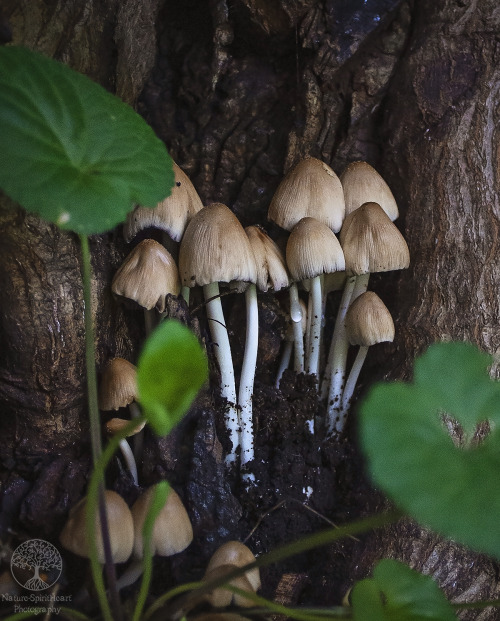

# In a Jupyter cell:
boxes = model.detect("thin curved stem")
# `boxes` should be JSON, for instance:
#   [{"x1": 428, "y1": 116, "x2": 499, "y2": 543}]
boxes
[
  {"x1": 118, "y1": 438, "x2": 138, "y2": 486},
  {"x1": 337, "y1": 345, "x2": 369, "y2": 432},
  {"x1": 276, "y1": 340, "x2": 293, "y2": 388},
  {"x1": 239, "y1": 283, "x2": 258, "y2": 481},
  {"x1": 325, "y1": 275, "x2": 356, "y2": 434}
]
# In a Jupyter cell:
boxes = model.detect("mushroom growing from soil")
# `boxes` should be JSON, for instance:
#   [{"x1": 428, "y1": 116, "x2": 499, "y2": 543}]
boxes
[
  {"x1": 201, "y1": 541, "x2": 261, "y2": 608},
  {"x1": 59, "y1": 490, "x2": 134, "y2": 564},
  {"x1": 98, "y1": 357, "x2": 144, "y2": 462},
  {"x1": 268, "y1": 156, "x2": 345, "y2": 374},
  {"x1": 112, "y1": 238, "x2": 180, "y2": 334},
  {"x1": 325, "y1": 202, "x2": 409, "y2": 435},
  {"x1": 337, "y1": 291, "x2": 395, "y2": 431},
  {"x1": 239, "y1": 225, "x2": 289, "y2": 479},
  {"x1": 104, "y1": 417, "x2": 146, "y2": 486},
  {"x1": 179, "y1": 203, "x2": 257, "y2": 465},
  {"x1": 116, "y1": 483, "x2": 193, "y2": 589},
  {"x1": 286, "y1": 217, "x2": 345, "y2": 379}
]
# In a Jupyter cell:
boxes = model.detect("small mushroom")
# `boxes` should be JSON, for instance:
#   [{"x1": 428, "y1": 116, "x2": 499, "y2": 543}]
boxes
[
  {"x1": 112, "y1": 238, "x2": 180, "y2": 334},
  {"x1": 59, "y1": 490, "x2": 134, "y2": 564},
  {"x1": 202, "y1": 541, "x2": 260, "y2": 608},
  {"x1": 117, "y1": 483, "x2": 193, "y2": 589},
  {"x1": 338, "y1": 291, "x2": 395, "y2": 430},
  {"x1": 104, "y1": 417, "x2": 146, "y2": 486}
]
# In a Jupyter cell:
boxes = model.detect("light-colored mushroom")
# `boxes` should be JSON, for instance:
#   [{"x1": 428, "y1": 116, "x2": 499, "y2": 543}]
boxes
[{"x1": 179, "y1": 203, "x2": 257, "y2": 465}]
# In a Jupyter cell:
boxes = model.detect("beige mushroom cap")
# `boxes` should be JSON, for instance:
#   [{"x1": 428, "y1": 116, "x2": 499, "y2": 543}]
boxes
[
  {"x1": 179, "y1": 203, "x2": 257, "y2": 288},
  {"x1": 124, "y1": 163, "x2": 203, "y2": 242},
  {"x1": 202, "y1": 541, "x2": 260, "y2": 609},
  {"x1": 98, "y1": 357, "x2": 137, "y2": 411},
  {"x1": 59, "y1": 490, "x2": 134, "y2": 564},
  {"x1": 112, "y1": 239, "x2": 180, "y2": 312},
  {"x1": 286, "y1": 217, "x2": 345, "y2": 282},
  {"x1": 245, "y1": 225, "x2": 289, "y2": 292},
  {"x1": 105, "y1": 417, "x2": 146, "y2": 436},
  {"x1": 340, "y1": 161, "x2": 399, "y2": 221},
  {"x1": 205, "y1": 541, "x2": 260, "y2": 593},
  {"x1": 131, "y1": 484, "x2": 193, "y2": 559},
  {"x1": 268, "y1": 156, "x2": 345, "y2": 233},
  {"x1": 345, "y1": 291, "x2": 395, "y2": 346},
  {"x1": 202, "y1": 564, "x2": 257, "y2": 608},
  {"x1": 339, "y1": 202, "x2": 410, "y2": 275}
]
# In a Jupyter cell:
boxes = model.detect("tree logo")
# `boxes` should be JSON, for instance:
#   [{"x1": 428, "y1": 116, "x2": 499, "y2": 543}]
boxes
[{"x1": 11, "y1": 539, "x2": 62, "y2": 591}]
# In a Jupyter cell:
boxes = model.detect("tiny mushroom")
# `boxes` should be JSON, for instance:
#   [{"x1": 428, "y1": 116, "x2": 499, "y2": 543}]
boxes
[
  {"x1": 98, "y1": 357, "x2": 143, "y2": 460},
  {"x1": 286, "y1": 217, "x2": 345, "y2": 380},
  {"x1": 104, "y1": 417, "x2": 146, "y2": 486},
  {"x1": 124, "y1": 162, "x2": 203, "y2": 244},
  {"x1": 325, "y1": 202, "x2": 409, "y2": 435},
  {"x1": 59, "y1": 490, "x2": 134, "y2": 564},
  {"x1": 117, "y1": 483, "x2": 193, "y2": 589},
  {"x1": 111, "y1": 238, "x2": 180, "y2": 334},
  {"x1": 239, "y1": 225, "x2": 289, "y2": 480},
  {"x1": 202, "y1": 541, "x2": 261, "y2": 608},
  {"x1": 338, "y1": 291, "x2": 395, "y2": 431}
]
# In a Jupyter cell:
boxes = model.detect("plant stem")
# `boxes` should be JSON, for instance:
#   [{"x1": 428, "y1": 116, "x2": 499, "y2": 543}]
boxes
[
  {"x1": 337, "y1": 345, "x2": 369, "y2": 430},
  {"x1": 79, "y1": 233, "x2": 122, "y2": 621}
]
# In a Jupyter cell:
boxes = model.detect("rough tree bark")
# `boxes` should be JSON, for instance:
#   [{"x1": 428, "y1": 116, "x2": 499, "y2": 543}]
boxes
[{"x1": 0, "y1": 0, "x2": 499, "y2": 617}]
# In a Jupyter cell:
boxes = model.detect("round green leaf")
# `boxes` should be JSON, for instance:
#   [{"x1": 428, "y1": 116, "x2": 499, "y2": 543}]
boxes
[
  {"x1": 360, "y1": 342, "x2": 500, "y2": 559},
  {"x1": 137, "y1": 320, "x2": 208, "y2": 436},
  {"x1": 351, "y1": 559, "x2": 456, "y2": 621},
  {"x1": 0, "y1": 46, "x2": 173, "y2": 234}
]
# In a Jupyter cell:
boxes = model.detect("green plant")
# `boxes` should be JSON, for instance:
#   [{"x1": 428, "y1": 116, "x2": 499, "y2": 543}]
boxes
[{"x1": 0, "y1": 45, "x2": 207, "y2": 621}]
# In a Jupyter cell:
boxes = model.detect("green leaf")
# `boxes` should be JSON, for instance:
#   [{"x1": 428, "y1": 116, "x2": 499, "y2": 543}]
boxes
[
  {"x1": 351, "y1": 559, "x2": 457, "y2": 621},
  {"x1": 360, "y1": 342, "x2": 500, "y2": 559},
  {"x1": 0, "y1": 46, "x2": 173, "y2": 234},
  {"x1": 137, "y1": 319, "x2": 208, "y2": 436}
]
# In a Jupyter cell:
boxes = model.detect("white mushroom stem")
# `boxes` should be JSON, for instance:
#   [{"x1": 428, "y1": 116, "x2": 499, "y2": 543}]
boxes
[
  {"x1": 203, "y1": 282, "x2": 239, "y2": 464},
  {"x1": 336, "y1": 345, "x2": 369, "y2": 433},
  {"x1": 325, "y1": 275, "x2": 356, "y2": 434},
  {"x1": 118, "y1": 438, "x2": 138, "y2": 486},
  {"x1": 129, "y1": 402, "x2": 143, "y2": 462},
  {"x1": 275, "y1": 340, "x2": 293, "y2": 388},
  {"x1": 181, "y1": 286, "x2": 190, "y2": 304},
  {"x1": 351, "y1": 272, "x2": 370, "y2": 303},
  {"x1": 238, "y1": 283, "x2": 258, "y2": 483},
  {"x1": 289, "y1": 283, "x2": 304, "y2": 372},
  {"x1": 305, "y1": 274, "x2": 322, "y2": 377}
]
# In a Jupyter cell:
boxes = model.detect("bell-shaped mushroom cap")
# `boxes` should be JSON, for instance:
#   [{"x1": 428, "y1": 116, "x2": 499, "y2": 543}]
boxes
[
  {"x1": 345, "y1": 291, "x2": 395, "y2": 346},
  {"x1": 105, "y1": 417, "x2": 146, "y2": 436},
  {"x1": 245, "y1": 225, "x2": 289, "y2": 292},
  {"x1": 205, "y1": 541, "x2": 260, "y2": 593},
  {"x1": 339, "y1": 202, "x2": 410, "y2": 275},
  {"x1": 123, "y1": 163, "x2": 203, "y2": 242},
  {"x1": 340, "y1": 161, "x2": 399, "y2": 221},
  {"x1": 286, "y1": 217, "x2": 345, "y2": 282},
  {"x1": 179, "y1": 203, "x2": 257, "y2": 288},
  {"x1": 59, "y1": 490, "x2": 134, "y2": 564},
  {"x1": 131, "y1": 484, "x2": 193, "y2": 559},
  {"x1": 99, "y1": 357, "x2": 137, "y2": 411},
  {"x1": 112, "y1": 239, "x2": 180, "y2": 312},
  {"x1": 268, "y1": 156, "x2": 345, "y2": 233},
  {"x1": 202, "y1": 565, "x2": 257, "y2": 608}
]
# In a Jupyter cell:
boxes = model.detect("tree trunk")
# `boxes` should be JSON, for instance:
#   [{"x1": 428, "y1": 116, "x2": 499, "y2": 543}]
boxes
[{"x1": 1, "y1": 0, "x2": 499, "y2": 617}]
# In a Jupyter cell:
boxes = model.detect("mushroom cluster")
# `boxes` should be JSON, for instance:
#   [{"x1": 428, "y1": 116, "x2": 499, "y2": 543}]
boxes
[{"x1": 103, "y1": 157, "x2": 409, "y2": 479}]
